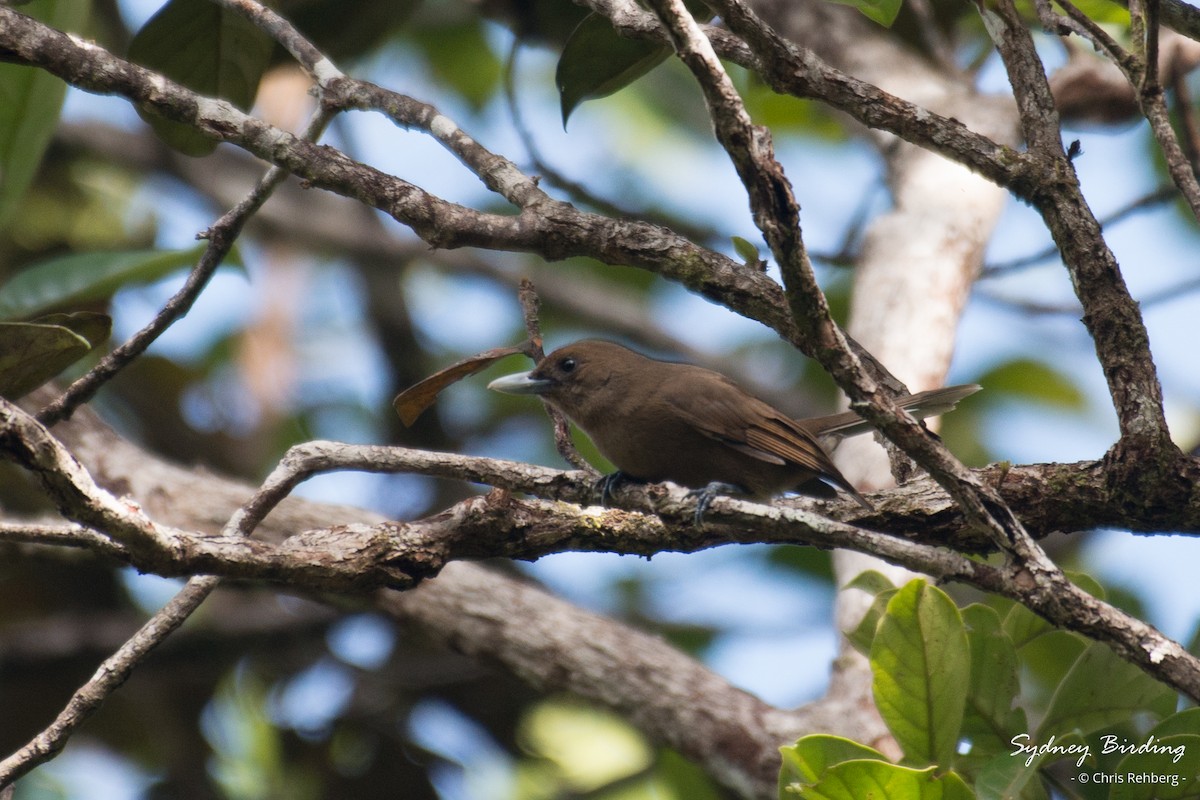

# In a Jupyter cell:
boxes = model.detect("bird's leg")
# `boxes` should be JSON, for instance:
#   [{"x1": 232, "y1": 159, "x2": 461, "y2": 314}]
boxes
[
  {"x1": 686, "y1": 481, "x2": 744, "y2": 527},
  {"x1": 594, "y1": 471, "x2": 645, "y2": 506}
]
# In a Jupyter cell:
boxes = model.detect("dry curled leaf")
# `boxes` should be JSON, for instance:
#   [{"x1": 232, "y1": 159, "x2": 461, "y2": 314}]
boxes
[{"x1": 393, "y1": 342, "x2": 532, "y2": 426}]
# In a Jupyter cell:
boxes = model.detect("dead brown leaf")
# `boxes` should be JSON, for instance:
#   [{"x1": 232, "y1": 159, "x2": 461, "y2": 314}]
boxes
[{"x1": 392, "y1": 341, "x2": 533, "y2": 426}]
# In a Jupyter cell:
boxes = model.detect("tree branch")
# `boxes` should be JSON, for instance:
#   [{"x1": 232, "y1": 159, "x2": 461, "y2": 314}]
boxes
[
  {"x1": 3, "y1": 3, "x2": 1198, "y2": 792},
  {"x1": 5, "y1": 411, "x2": 1200, "y2": 707},
  {"x1": 0, "y1": 576, "x2": 219, "y2": 788},
  {"x1": 0, "y1": 7, "x2": 823, "y2": 354},
  {"x1": 979, "y1": 0, "x2": 1179, "y2": 462},
  {"x1": 35, "y1": 106, "x2": 336, "y2": 427},
  {"x1": 2, "y1": 399, "x2": 898, "y2": 799},
  {"x1": 581, "y1": 0, "x2": 1023, "y2": 189}
]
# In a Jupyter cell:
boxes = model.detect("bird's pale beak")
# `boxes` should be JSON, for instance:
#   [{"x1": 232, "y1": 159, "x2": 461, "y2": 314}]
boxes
[{"x1": 487, "y1": 370, "x2": 554, "y2": 395}]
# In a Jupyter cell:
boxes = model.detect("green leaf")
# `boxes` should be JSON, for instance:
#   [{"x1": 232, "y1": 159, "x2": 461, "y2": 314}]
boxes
[
  {"x1": 0, "y1": 0, "x2": 92, "y2": 229},
  {"x1": 779, "y1": 735, "x2": 888, "y2": 794},
  {"x1": 845, "y1": 569, "x2": 897, "y2": 596},
  {"x1": 1104, "y1": 709, "x2": 1200, "y2": 799},
  {"x1": 842, "y1": 571, "x2": 900, "y2": 654},
  {"x1": 128, "y1": 0, "x2": 275, "y2": 156},
  {"x1": 655, "y1": 749, "x2": 724, "y2": 800},
  {"x1": 1001, "y1": 601, "x2": 1054, "y2": 650},
  {"x1": 33, "y1": 311, "x2": 112, "y2": 348},
  {"x1": 0, "y1": 321, "x2": 93, "y2": 399},
  {"x1": 784, "y1": 759, "x2": 974, "y2": 800},
  {"x1": 1037, "y1": 641, "x2": 1177, "y2": 739},
  {"x1": 824, "y1": 0, "x2": 904, "y2": 27},
  {"x1": 959, "y1": 605, "x2": 1025, "y2": 766},
  {"x1": 1012, "y1": 629, "x2": 1085, "y2": 711},
  {"x1": 556, "y1": 12, "x2": 670, "y2": 127},
  {"x1": 1110, "y1": 733, "x2": 1200, "y2": 799},
  {"x1": 1071, "y1": 0, "x2": 1131, "y2": 25},
  {"x1": 963, "y1": 605, "x2": 1019, "y2": 726},
  {"x1": 1149, "y1": 707, "x2": 1200, "y2": 738},
  {"x1": 1062, "y1": 570, "x2": 1105, "y2": 600},
  {"x1": 974, "y1": 752, "x2": 1050, "y2": 800},
  {"x1": 737, "y1": 70, "x2": 846, "y2": 140},
  {"x1": 976, "y1": 358, "x2": 1086, "y2": 409},
  {"x1": 0, "y1": 246, "x2": 208, "y2": 319},
  {"x1": 844, "y1": 587, "x2": 897, "y2": 656},
  {"x1": 870, "y1": 579, "x2": 970, "y2": 767},
  {"x1": 413, "y1": 21, "x2": 502, "y2": 111},
  {"x1": 732, "y1": 236, "x2": 763, "y2": 266}
]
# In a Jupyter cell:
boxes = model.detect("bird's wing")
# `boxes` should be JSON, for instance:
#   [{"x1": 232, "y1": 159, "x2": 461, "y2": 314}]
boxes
[
  {"x1": 659, "y1": 370, "x2": 831, "y2": 474},
  {"x1": 742, "y1": 415, "x2": 831, "y2": 473}
]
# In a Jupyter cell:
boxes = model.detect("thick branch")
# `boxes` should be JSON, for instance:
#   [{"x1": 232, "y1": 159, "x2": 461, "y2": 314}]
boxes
[
  {"x1": 5, "y1": 412, "x2": 1200, "y2": 705},
  {"x1": 378, "y1": 560, "x2": 855, "y2": 799},
  {"x1": 3, "y1": 455, "x2": 1200, "y2": 708},
  {"x1": 17, "y1": 401, "x2": 894, "y2": 799}
]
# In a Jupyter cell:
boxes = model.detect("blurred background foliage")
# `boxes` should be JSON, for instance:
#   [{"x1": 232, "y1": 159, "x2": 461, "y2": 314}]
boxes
[{"x1": 1, "y1": 0, "x2": 1199, "y2": 797}]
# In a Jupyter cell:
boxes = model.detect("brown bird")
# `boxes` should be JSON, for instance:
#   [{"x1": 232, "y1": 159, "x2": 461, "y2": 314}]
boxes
[{"x1": 488, "y1": 339, "x2": 979, "y2": 508}]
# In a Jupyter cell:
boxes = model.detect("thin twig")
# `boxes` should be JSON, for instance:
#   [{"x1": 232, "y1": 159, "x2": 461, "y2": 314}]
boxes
[
  {"x1": 1112, "y1": 0, "x2": 1200, "y2": 41},
  {"x1": 0, "y1": 576, "x2": 219, "y2": 787},
  {"x1": 1130, "y1": 0, "x2": 1150, "y2": 81},
  {"x1": 1053, "y1": 0, "x2": 1200, "y2": 220},
  {"x1": 1055, "y1": 0, "x2": 1139, "y2": 71},
  {"x1": 501, "y1": 39, "x2": 722, "y2": 246},
  {"x1": 980, "y1": 0, "x2": 1175, "y2": 453},
  {"x1": 36, "y1": 106, "x2": 337, "y2": 426},
  {"x1": 1123, "y1": 0, "x2": 1200, "y2": 219},
  {"x1": 515, "y1": 280, "x2": 596, "y2": 474},
  {"x1": 215, "y1": 0, "x2": 340, "y2": 82},
  {"x1": 0, "y1": 521, "x2": 127, "y2": 557},
  {"x1": 1143, "y1": 0, "x2": 1162, "y2": 88},
  {"x1": 4, "y1": 76, "x2": 338, "y2": 781},
  {"x1": 980, "y1": 273, "x2": 1200, "y2": 314}
]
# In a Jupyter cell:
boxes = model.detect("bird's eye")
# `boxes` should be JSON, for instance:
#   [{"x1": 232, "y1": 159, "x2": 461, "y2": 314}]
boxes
[{"x1": 559, "y1": 357, "x2": 577, "y2": 373}]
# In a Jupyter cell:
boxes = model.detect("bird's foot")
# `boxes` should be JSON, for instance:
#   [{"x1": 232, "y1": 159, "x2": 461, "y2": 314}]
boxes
[
  {"x1": 686, "y1": 481, "x2": 743, "y2": 526},
  {"x1": 595, "y1": 471, "x2": 644, "y2": 506}
]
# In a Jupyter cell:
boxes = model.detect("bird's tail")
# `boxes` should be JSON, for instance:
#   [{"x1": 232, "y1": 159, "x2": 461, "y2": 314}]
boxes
[{"x1": 806, "y1": 384, "x2": 981, "y2": 441}]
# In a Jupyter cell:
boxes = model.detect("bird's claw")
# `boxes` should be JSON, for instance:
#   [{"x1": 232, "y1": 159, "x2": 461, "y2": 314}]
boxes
[
  {"x1": 686, "y1": 481, "x2": 743, "y2": 526},
  {"x1": 595, "y1": 471, "x2": 640, "y2": 506},
  {"x1": 597, "y1": 474, "x2": 740, "y2": 526}
]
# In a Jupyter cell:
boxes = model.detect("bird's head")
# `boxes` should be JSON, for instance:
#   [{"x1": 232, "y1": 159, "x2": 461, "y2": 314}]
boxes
[{"x1": 487, "y1": 339, "x2": 642, "y2": 419}]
